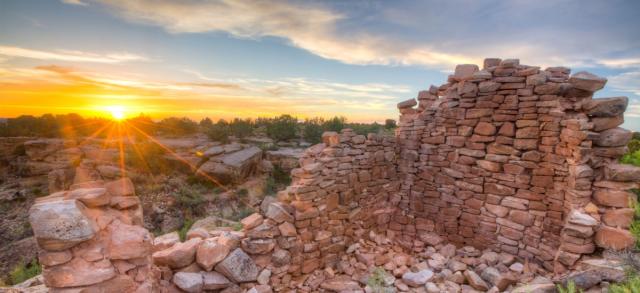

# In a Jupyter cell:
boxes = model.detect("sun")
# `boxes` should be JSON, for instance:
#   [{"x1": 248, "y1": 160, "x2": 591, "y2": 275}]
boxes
[{"x1": 106, "y1": 106, "x2": 126, "y2": 121}]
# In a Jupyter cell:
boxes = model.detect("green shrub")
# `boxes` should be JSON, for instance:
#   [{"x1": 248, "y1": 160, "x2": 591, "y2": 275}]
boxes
[
  {"x1": 265, "y1": 176, "x2": 277, "y2": 196},
  {"x1": 236, "y1": 188, "x2": 249, "y2": 199},
  {"x1": 367, "y1": 267, "x2": 393, "y2": 293},
  {"x1": 621, "y1": 150, "x2": 640, "y2": 167},
  {"x1": 273, "y1": 165, "x2": 291, "y2": 186},
  {"x1": 229, "y1": 118, "x2": 254, "y2": 138},
  {"x1": 9, "y1": 259, "x2": 41, "y2": 285},
  {"x1": 207, "y1": 120, "x2": 231, "y2": 143},
  {"x1": 557, "y1": 280, "x2": 582, "y2": 293},
  {"x1": 173, "y1": 185, "x2": 206, "y2": 215},
  {"x1": 177, "y1": 218, "x2": 194, "y2": 242},
  {"x1": 323, "y1": 116, "x2": 346, "y2": 132},
  {"x1": 125, "y1": 142, "x2": 172, "y2": 174},
  {"x1": 303, "y1": 118, "x2": 324, "y2": 144},
  {"x1": 384, "y1": 119, "x2": 396, "y2": 129},
  {"x1": 609, "y1": 274, "x2": 640, "y2": 293},
  {"x1": 266, "y1": 115, "x2": 298, "y2": 141},
  {"x1": 157, "y1": 117, "x2": 198, "y2": 137}
]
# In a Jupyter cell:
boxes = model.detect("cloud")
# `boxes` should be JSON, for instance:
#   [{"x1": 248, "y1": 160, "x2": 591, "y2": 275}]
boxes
[
  {"x1": 95, "y1": 0, "x2": 477, "y2": 69},
  {"x1": 61, "y1": 0, "x2": 88, "y2": 6},
  {"x1": 0, "y1": 45, "x2": 148, "y2": 63},
  {"x1": 609, "y1": 71, "x2": 640, "y2": 96},
  {"x1": 92, "y1": 0, "x2": 640, "y2": 71}
]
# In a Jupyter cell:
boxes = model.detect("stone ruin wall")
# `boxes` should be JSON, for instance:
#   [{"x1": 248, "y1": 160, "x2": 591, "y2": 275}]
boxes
[
  {"x1": 26, "y1": 58, "x2": 640, "y2": 292},
  {"x1": 392, "y1": 58, "x2": 639, "y2": 273}
]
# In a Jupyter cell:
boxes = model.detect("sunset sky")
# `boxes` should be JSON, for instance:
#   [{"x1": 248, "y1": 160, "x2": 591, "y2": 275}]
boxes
[{"x1": 1, "y1": 1, "x2": 639, "y2": 129}]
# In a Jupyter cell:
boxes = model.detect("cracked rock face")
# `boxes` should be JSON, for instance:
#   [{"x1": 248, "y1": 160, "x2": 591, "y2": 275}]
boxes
[{"x1": 29, "y1": 199, "x2": 97, "y2": 251}]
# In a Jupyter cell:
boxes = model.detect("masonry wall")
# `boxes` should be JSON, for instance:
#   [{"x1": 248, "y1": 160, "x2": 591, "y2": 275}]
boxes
[{"x1": 391, "y1": 58, "x2": 638, "y2": 272}]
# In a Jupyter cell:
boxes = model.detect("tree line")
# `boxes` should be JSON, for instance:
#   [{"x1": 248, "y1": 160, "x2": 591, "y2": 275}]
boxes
[{"x1": 0, "y1": 113, "x2": 397, "y2": 143}]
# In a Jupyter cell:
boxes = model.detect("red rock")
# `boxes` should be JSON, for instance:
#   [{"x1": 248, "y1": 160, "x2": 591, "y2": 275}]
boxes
[
  {"x1": 43, "y1": 258, "x2": 115, "y2": 288},
  {"x1": 602, "y1": 209, "x2": 634, "y2": 228},
  {"x1": 108, "y1": 220, "x2": 152, "y2": 260},
  {"x1": 474, "y1": 122, "x2": 497, "y2": 136},
  {"x1": 153, "y1": 238, "x2": 202, "y2": 269},
  {"x1": 584, "y1": 97, "x2": 628, "y2": 117},
  {"x1": 595, "y1": 226, "x2": 635, "y2": 250},
  {"x1": 105, "y1": 177, "x2": 135, "y2": 197},
  {"x1": 240, "y1": 213, "x2": 263, "y2": 230},
  {"x1": 594, "y1": 189, "x2": 632, "y2": 208},
  {"x1": 197, "y1": 239, "x2": 230, "y2": 271},
  {"x1": 569, "y1": 71, "x2": 607, "y2": 92}
]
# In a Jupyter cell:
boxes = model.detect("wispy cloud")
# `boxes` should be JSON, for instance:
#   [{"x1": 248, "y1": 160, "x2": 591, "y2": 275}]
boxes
[
  {"x1": 94, "y1": 0, "x2": 477, "y2": 69},
  {"x1": 90, "y1": 0, "x2": 640, "y2": 71},
  {"x1": 610, "y1": 71, "x2": 640, "y2": 96},
  {"x1": 0, "y1": 45, "x2": 148, "y2": 63},
  {"x1": 61, "y1": 0, "x2": 88, "y2": 6}
]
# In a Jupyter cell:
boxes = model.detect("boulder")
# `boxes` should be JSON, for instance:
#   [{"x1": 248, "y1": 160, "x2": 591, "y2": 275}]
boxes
[
  {"x1": 481, "y1": 267, "x2": 516, "y2": 291},
  {"x1": 68, "y1": 188, "x2": 110, "y2": 207},
  {"x1": 198, "y1": 146, "x2": 262, "y2": 184},
  {"x1": 215, "y1": 248, "x2": 259, "y2": 283},
  {"x1": 464, "y1": 270, "x2": 489, "y2": 291},
  {"x1": 402, "y1": 269, "x2": 434, "y2": 287},
  {"x1": 105, "y1": 178, "x2": 135, "y2": 197},
  {"x1": 397, "y1": 99, "x2": 417, "y2": 109},
  {"x1": 107, "y1": 220, "x2": 152, "y2": 260},
  {"x1": 203, "y1": 271, "x2": 231, "y2": 290},
  {"x1": 173, "y1": 272, "x2": 204, "y2": 293},
  {"x1": 583, "y1": 97, "x2": 628, "y2": 117},
  {"x1": 153, "y1": 231, "x2": 180, "y2": 252},
  {"x1": 43, "y1": 258, "x2": 115, "y2": 288},
  {"x1": 569, "y1": 71, "x2": 607, "y2": 92},
  {"x1": 453, "y1": 64, "x2": 479, "y2": 81},
  {"x1": 320, "y1": 276, "x2": 362, "y2": 291},
  {"x1": 152, "y1": 238, "x2": 203, "y2": 268},
  {"x1": 265, "y1": 202, "x2": 294, "y2": 223},
  {"x1": 241, "y1": 213, "x2": 264, "y2": 230},
  {"x1": 197, "y1": 239, "x2": 231, "y2": 271},
  {"x1": 29, "y1": 199, "x2": 97, "y2": 251}
]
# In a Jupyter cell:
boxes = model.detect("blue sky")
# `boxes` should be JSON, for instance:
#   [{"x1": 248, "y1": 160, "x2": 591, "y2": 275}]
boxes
[{"x1": 0, "y1": 0, "x2": 639, "y2": 129}]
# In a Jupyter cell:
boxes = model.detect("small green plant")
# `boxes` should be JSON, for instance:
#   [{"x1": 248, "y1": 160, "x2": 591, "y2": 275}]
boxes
[
  {"x1": 367, "y1": 267, "x2": 393, "y2": 293},
  {"x1": 265, "y1": 176, "x2": 277, "y2": 196},
  {"x1": 609, "y1": 274, "x2": 640, "y2": 293},
  {"x1": 236, "y1": 188, "x2": 249, "y2": 198},
  {"x1": 273, "y1": 165, "x2": 291, "y2": 186},
  {"x1": 230, "y1": 207, "x2": 254, "y2": 221},
  {"x1": 232, "y1": 222, "x2": 243, "y2": 231},
  {"x1": 9, "y1": 258, "x2": 42, "y2": 285},
  {"x1": 178, "y1": 218, "x2": 194, "y2": 242},
  {"x1": 557, "y1": 280, "x2": 582, "y2": 293},
  {"x1": 629, "y1": 190, "x2": 640, "y2": 249},
  {"x1": 173, "y1": 185, "x2": 205, "y2": 213}
]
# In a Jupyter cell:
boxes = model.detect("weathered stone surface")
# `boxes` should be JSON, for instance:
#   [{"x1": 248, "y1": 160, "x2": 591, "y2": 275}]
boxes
[
  {"x1": 595, "y1": 127, "x2": 632, "y2": 147},
  {"x1": 173, "y1": 272, "x2": 203, "y2": 293},
  {"x1": 402, "y1": 269, "x2": 434, "y2": 287},
  {"x1": 569, "y1": 71, "x2": 606, "y2": 92},
  {"x1": 105, "y1": 177, "x2": 135, "y2": 197},
  {"x1": 215, "y1": 248, "x2": 259, "y2": 283},
  {"x1": 583, "y1": 96, "x2": 628, "y2": 117},
  {"x1": 595, "y1": 226, "x2": 635, "y2": 250},
  {"x1": 29, "y1": 199, "x2": 97, "y2": 251},
  {"x1": 602, "y1": 209, "x2": 634, "y2": 228},
  {"x1": 197, "y1": 239, "x2": 230, "y2": 271},
  {"x1": 240, "y1": 213, "x2": 263, "y2": 230},
  {"x1": 265, "y1": 202, "x2": 293, "y2": 223},
  {"x1": 69, "y1": 188, "x2": 110, "y2": 207},
  {"x1": 203, "y1": 271, "x2": 231, "y2": 290},
  {"x1": 464, "y1": 270, "x2": 489, "y2": 291},
  {"x1": 397, "y1": 99, "x2": 417, "y2": 109},
  {"x1": 153, "y1": 231, "x2": 180, "y2": 252},
  {"x1": 606, "y1": 163, "x2": 640, "y2": 182},
  {"x1": 108, "y1": 220, "x2": 152, "y2": 259},
  {"x1": 152, "y1": 238, "x2": 203, "y2": 268},
  {"x1": 481, "y1": 267, "x2": 516, "y2": 291},
  {"x1": 453, "y1": 64, "x2": 479, "y2": 81},
  {"x1": 43, "y1": 258, "x2": 115, "y2": 288},
  {"x1": 594, "y1": 189, "x2": 632, "y2": 208}
]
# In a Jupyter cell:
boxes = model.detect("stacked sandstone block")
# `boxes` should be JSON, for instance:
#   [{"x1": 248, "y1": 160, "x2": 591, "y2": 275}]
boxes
[
  {"x1": 29, "y1": 178, "x2": 156, "y2": 292},
  {"x1": 274, "y1": 130, "x2": 398, "y2": 279},
  {"x1": 393, "y1": 57, "x2": 640, "y2": 272}
]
